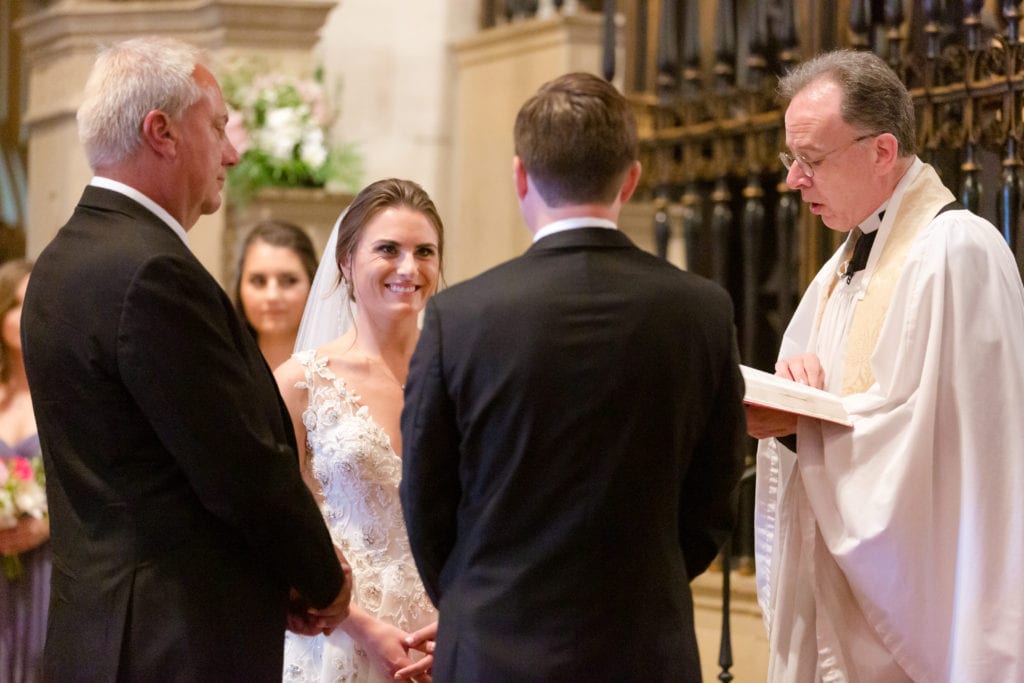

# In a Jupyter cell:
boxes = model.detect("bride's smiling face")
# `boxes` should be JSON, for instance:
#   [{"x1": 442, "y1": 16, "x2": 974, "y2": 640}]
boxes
[{"x1": 343, "y1": 206, "x2": 440, "y2": 321}]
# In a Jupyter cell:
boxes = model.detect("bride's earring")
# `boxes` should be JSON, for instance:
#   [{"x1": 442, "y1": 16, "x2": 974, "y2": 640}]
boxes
[{"x1": 341, "y1": 265, "x2": 356, "y2": 303}]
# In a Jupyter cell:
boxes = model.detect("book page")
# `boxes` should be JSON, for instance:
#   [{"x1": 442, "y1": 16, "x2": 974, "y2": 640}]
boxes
[{"x1": 740, "y1": 364, "x2": 853, "y2": 427}]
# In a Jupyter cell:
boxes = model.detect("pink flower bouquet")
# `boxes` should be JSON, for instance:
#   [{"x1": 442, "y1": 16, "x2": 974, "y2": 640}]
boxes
[{"x1": 0, "y1": 455, "x2": 47, "y2": 580}]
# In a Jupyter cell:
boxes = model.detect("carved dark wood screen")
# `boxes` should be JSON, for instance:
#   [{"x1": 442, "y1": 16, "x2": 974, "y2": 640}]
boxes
[{"x1": 610, "y1": 0, "x2": 1024, "y2": 372}]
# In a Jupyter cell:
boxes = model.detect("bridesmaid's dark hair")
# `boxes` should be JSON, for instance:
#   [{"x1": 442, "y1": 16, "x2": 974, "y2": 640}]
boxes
[
  {"x1": 335, "y1": 178, "x2": 445, "y2": 301},
  {"x1": 0, "y1": 258, "x2": 33, "y2": 383}
]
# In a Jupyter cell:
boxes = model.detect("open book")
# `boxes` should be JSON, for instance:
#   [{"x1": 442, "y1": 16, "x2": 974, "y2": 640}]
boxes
[{"x1": 740, "y1": 364, "x2": 853, "y2": 427}]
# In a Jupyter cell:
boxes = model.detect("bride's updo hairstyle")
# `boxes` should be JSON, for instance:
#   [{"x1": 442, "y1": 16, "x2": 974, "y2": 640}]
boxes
[{"x1": 334, "y1": 178, "x2": 445, "y2": 302}]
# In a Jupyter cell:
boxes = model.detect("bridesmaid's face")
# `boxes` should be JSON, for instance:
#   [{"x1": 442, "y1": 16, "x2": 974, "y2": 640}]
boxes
[
  {"x1": 239, "y1": 240, "x2": 312, "y2": 341},
  {"x1": 2, "y1": 274, "x2": 28, "y2": 355},
  {"x1": 343, "y1": 207, "x2": 440, "y2": 323}
]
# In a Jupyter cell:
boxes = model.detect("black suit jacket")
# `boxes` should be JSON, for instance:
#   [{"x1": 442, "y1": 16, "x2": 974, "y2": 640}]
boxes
[
  {"x1": 22, "y1": 187, "x2": 343, "y2": 681},
  {"x1": 400, "y1": 228, "x2": 746, "y2": 682}
]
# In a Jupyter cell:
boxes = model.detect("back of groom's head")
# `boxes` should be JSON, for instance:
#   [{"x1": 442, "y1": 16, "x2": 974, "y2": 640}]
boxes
[{"x1": 514, "y1": 72, "x2": 638, "y2": 207}]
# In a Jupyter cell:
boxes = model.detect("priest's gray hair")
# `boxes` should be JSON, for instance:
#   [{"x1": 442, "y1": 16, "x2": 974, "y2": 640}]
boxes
[
  {"x1": 778, "y1": 49, "x2": 917, "y2": 158},
  {"x1": 77, "y1": 36, "x2": 206, "y2": 169}
]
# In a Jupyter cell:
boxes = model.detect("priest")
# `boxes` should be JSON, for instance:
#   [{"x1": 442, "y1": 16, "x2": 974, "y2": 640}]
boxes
[{"x1": 747, "y1": 49, "x2": 1024, "y2": 682}]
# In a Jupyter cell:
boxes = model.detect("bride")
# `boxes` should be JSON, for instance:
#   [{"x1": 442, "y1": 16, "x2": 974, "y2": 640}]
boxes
[{"x1": 277, "y1": 178, "x2": 442, "y2": 682}]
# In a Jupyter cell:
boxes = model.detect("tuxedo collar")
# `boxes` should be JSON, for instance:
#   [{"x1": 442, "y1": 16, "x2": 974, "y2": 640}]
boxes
[
  {"x1": 79, "y1": 185, "x2": 188, "y2": 244},
  {"x1": 90, "y1": 177, "x2": 188, "y2": 243},
  {"x1": 527, "y1": 226, "x2": 635, "y2": 253},
  {"x1": 532, "y1": 216, "x2": 617, "y2": 242}
]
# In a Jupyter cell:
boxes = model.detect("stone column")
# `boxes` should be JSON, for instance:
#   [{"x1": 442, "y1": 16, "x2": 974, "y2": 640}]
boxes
[{"x1": 17, "y1": 0, "x2": 336, "y2": 282}]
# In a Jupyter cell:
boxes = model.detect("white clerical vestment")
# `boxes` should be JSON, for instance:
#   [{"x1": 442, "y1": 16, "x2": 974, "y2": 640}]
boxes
[{"x1": 755, "y1": 159, "x2": 1024, "y2": 682}]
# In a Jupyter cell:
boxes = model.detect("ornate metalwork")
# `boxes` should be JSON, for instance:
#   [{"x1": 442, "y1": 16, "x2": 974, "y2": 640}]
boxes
[{"x1": 616, "y1": 0, "x2": 1024, "y2": 371}]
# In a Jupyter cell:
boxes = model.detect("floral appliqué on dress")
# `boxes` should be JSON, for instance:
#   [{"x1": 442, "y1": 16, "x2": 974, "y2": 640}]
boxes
[{"x1": 283, "y1": 350, "x2": 436, "y2": 683}]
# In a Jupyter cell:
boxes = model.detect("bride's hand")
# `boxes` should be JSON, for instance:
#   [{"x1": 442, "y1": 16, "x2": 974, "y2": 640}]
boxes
[
  {"x1": 357, "y1": 618, "x2": 420, "y2": 680},
  {"x1": 394, "y1": 621, "x2": 436, "y2": 680},
  {"x1": 394, "y1": 657, "x2": 432, "y2": 683},
  {"x1": 403, "y1": 621, "x2": 437, "y2": 652}
]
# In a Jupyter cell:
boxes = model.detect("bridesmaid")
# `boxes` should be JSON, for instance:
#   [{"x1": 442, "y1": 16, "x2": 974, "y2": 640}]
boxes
[
  {"x1": 0, "y1": 259, "x2": 49, "y2": 683},
  {"x1": 234, "y1": 220, "x2": 318, "y2": 370}
]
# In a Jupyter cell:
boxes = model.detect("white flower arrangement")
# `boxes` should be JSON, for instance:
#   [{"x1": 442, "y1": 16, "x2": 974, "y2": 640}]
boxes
[{"x1": 222, "y1": 63, "x2": 362, "y2": 203}]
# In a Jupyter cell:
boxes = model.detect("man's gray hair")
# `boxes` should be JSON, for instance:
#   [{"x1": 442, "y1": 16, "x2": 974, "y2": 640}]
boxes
[
  {"x1": 77, "y1": 36, "x2": 206, "y2": 169},
  {"x1": 779, "y1": 49, "x2": 917, "y2": 157}
]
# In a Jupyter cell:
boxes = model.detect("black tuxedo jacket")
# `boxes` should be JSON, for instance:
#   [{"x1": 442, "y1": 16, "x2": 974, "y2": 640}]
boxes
[
  {"x1": 22, "y1": 186, "x2": 342, "y2": 681},
  {"x1": 400, "y1": 227, "x2": 746, "y2": 682}
]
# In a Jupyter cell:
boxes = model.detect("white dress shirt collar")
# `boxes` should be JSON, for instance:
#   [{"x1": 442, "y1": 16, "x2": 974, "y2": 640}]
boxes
[
  {"x1": 90, "y1": 176, "x2": 189, "y2": 245},
  {"x1": 532, "y1": 216, "x2": 617, "y2": 243},
  {"x1": 859, "y1": 157, "x2": 924, "y2": 235},
  {"x1": 858, "y1": 205, "x2": 887, "y2": 234}
]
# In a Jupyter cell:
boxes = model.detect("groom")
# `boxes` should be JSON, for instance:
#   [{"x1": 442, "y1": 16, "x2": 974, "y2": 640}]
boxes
[
  {"x1": 400, "y1": 72, "x2": 747, "y2": 681},
  {"x1": 22, "y1": 37, "x2": 350, "y2": 680}
]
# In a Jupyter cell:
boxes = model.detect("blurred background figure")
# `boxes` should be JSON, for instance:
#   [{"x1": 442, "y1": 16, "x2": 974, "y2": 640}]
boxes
[
  {"x1": 235, "y1": 220, "x2": 318, "y2": 370},
  {"x1": 0, "y1": 258, "x2": 49, "y2": 683}
]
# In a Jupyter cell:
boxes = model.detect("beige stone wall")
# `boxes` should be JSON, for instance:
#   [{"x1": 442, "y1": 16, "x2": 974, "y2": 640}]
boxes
[
  {"x1": 317, "y1": 0, "x2": 477, "y2": 208},
  {"x1": 446, "y1": 14, "x2": 623, "y2": 283}
]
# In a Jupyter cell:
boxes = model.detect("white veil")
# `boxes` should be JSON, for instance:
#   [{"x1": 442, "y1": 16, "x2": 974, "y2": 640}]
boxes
[{"x1": 293, "y1": 209, "x2": 355, "y2": 353}]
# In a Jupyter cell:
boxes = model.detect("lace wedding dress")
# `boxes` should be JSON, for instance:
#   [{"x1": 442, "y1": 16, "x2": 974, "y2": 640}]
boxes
[{"x1": 283, "y1": 350, "x2": 436, "y2": 683}]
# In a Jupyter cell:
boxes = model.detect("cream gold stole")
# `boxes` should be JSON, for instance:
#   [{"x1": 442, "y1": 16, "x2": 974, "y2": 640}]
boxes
[{"x1": 820, "y1": 164, "x2": 954, "y2": 395}]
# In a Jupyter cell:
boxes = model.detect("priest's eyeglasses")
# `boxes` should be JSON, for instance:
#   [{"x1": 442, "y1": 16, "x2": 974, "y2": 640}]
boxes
[{"x1": 779, "y1": 133, "x2": 877, "y2": 178}]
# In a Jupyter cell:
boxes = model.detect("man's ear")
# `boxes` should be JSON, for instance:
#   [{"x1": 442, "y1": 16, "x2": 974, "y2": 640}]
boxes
[
  {"x1": 618, "y1": 160, "x2": 642, "y2": 203},
  {"x1": 513, "y1": 156, "x2": 529, "y2": 200},
  {"x1": 872, "y1": 133, "x2": 900, "y2": 175},
  {"x1": 141, "y1": 110, "x2": 176, "y2": 157}
]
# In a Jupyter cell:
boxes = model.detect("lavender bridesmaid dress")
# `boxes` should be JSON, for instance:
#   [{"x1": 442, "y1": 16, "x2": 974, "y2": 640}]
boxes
[{"x1": 0, "y1": 434, "x2": 50, "y2": 683}]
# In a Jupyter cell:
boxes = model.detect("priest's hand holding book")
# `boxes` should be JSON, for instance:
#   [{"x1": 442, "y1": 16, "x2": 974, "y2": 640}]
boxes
[
  {"x1": 743, "y1": 353, "x2": 851, "y2": 439},
  {"x1": 772, "y1": 352, "x2": 826, "y2": 389}
]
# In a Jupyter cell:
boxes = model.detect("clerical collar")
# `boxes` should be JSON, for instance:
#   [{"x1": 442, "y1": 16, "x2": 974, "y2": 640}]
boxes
[
  {"x1": 90, "y1": 176, "x2": 189, "y2": 244},
  {"x1": 839, "y1": 207, "x2": 887, "y2": 284},
  {"x1": 532, "y1": 217, "x2": 617, "y2": 243},
  {"x1": 859, "y1": 203, "x2": 887, "y2": 234}
]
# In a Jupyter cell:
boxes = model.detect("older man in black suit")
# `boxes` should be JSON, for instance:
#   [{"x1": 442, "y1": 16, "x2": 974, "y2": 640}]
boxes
[
  {"x1": 21, "y1": 36, "x2": 350, "y2": 681},
  {"x1": 400, "y1": 72, "x2": 747, "y2": 681}
]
